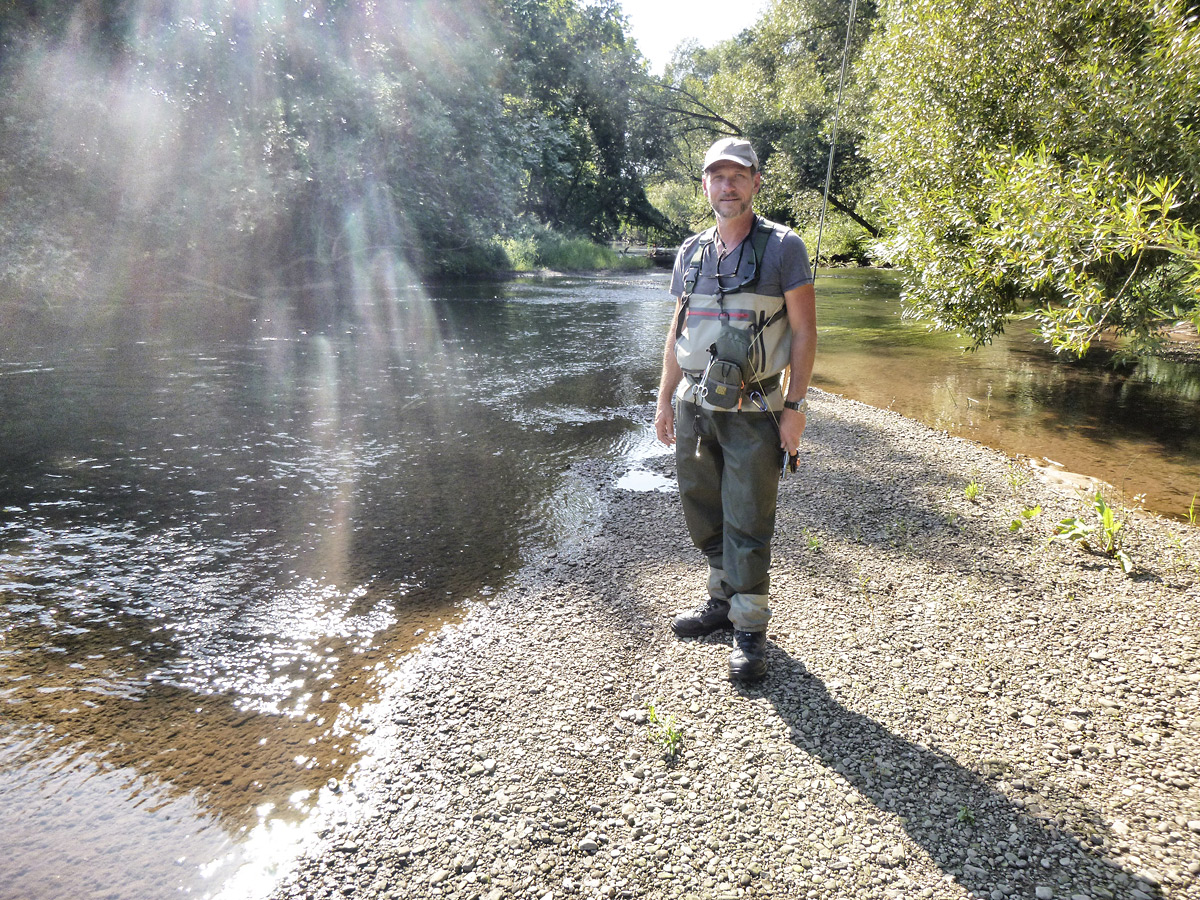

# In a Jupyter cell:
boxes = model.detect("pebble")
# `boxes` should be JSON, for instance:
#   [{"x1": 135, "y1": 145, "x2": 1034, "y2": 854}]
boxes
[{"x1": 266, "y1": 392, "x2": 1200, "y2": 900}]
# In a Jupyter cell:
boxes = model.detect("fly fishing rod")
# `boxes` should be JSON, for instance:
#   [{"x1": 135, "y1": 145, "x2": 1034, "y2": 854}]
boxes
[{"x1": 813, "y1": 0, "x2": 860, "y2": 274}]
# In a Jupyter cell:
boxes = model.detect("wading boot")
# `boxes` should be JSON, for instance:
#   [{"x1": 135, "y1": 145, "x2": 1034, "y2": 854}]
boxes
[
  {"x1": 671, "y1": 598, "x2": 732, "y2": 638},
  {"x1": 729, "y1": 630, "x2": 767, "y2": 682}
]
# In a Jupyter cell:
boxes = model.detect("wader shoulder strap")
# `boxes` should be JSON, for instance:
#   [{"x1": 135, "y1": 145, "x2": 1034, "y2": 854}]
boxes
[
  {"x1": 745, "y1": 217, "x2": 773, "y2": 290},
  {"x1": 681, "y1": 228, "x2": 717, "y2": 298},
  {"x1": 676, "y1": 228, "x2": 717, "y2": 338}
]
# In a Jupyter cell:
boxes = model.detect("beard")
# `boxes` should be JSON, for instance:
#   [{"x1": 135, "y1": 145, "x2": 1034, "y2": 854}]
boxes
[{"x1": 711, "y1": 195, "x2": 753, "y2": 219}]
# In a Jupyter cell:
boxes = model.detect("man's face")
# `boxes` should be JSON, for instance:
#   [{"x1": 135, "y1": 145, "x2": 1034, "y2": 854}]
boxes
[{"x1": 703, "y1": 161, "x2": 760, "y2": 220}]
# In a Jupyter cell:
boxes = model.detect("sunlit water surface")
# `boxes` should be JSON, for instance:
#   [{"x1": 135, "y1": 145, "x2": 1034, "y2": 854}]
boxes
[
  {"x1": 1, "y1": 268, "x2": 1197, "y2": 899},
  {"x1": 0, "y1": 273, "x2": 671, "y2": 900}
]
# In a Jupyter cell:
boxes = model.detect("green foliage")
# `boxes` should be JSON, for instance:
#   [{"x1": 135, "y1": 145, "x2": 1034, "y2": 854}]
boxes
[
  {"x1": 498, "y1": 235, "x2": 541, "y2": 272},
  {"x1": 0, "y1": 0, "x2": 668, "y2": 293},
  {"x1": 864, "y1": 0, "x2": 1200, "y2": 356},
  {"x1": 803, "y1": 216, "x2": 872, "y2": 264},
  {"x1": 433, "y1": 241, "x2": 513, "y2": 279},
  {"x1": 646, "y1": 702, "x2": 684, "y2": 761},
  {"x1": 644, "y1": 180, "x2": 710, "y2": 238},
  {"x1": 498, "y1": 224, "x2": 650, "y2": 271},
  {"x1": 963, "y1": 479, "x2": 981, "y2": 502},
  {"x1": 498, "y1": 0, "x2": 670, "y2": 240},
  {"x1": 1053, "y1": 492, "x2": 1134, "y2": 573},
  {"x1": 1009, "y1": 505, "x2": 1042, "y2": 533},
  {"x1": 532, "y1": 235, "x2": 634, "y2": 272},
  {"x1": 645, "y1": 0, "x2": 880, "y2": 238},
  {"x1": 0, "y1": 0, "x2": 133, "y2": 61}
]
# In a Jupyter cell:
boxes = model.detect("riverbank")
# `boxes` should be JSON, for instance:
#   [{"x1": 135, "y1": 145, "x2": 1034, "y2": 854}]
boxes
[{"x1": 266, "y1": 389, "x2": 1200, "y2": 900}]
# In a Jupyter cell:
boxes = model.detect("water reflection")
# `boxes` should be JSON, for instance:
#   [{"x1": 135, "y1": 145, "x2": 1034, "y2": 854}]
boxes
[{"x1": 814, "y1": 269, "x2": 1200, "y2": 516}]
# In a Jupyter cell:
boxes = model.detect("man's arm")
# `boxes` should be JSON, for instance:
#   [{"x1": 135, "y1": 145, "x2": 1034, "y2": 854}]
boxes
[
  {"x1": 778, "y1": 282, "x2": 817, "y2": 455},
  {"x1": 655, "y1": 298, "x2": 685, "y2": 446}
]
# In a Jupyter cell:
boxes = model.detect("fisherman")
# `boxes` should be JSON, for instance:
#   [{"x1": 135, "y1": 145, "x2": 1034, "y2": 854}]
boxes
[{"x1": 654, "y1": 137, "x2": 817, "y2": 682}]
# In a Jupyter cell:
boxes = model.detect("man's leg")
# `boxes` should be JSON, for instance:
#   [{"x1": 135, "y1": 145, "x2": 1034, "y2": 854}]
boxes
[
  {"x1": 671, "y1": 402, "x2": 733, "y2": 637},
  {"x1": 714, "y1": 410, "x2": 781, "y2": 679}
]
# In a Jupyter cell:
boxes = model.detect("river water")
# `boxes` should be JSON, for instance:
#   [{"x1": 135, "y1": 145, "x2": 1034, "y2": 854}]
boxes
[{"x1": 0, "y1": 268, "x2": 1197, "y2": 899}]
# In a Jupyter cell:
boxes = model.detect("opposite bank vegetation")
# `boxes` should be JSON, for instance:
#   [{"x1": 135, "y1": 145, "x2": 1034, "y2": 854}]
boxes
[{"x1": 2, "y1": 0, "x2": 1198, "y2": 361}]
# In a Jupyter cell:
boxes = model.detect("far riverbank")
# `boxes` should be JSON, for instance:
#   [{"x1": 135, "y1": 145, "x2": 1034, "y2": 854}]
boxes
[{"x1": 265, "y1": 388, "x2": 1200, "y2": 900}]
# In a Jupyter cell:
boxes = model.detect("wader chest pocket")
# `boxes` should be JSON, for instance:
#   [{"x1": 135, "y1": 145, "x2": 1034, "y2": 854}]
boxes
[{"x1": 699, "y1": 325, "x2": 753, "y2": 410}]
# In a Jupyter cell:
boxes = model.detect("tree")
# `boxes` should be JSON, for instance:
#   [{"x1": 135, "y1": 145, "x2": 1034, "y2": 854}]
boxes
[
  {"x1": 1, "y1": 0, "x2": 680, "y2": 291},
  {"x1": 0, "y1": 0, "x2": 531, "y2": 292},
  {"x1": 864, "y1": 0, "x2": 1200, "y2": 355},
  {"x1": 641, "y1": 0, "x2": 879, "y2": 243},
  {"x1": 496, "y1": 0, "x2": 669, "y2": 240}
]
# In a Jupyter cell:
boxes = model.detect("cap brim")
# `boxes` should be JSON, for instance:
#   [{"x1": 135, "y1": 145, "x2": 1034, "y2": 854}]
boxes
[{"x1": 704, "y1": 155, "x2": 755, "y2": 171}]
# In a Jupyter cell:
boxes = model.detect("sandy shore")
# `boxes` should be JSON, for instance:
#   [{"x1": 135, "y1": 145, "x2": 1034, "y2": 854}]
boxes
[{"x1": 267, "y1": 389, "x2": 1200, "y2": 900}]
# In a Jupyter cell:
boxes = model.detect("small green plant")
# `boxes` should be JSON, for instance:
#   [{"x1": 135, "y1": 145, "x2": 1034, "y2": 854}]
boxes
[
  {"x1": 1053, "y1": 491, "x2": 1134, "y2": 574},
  {"x1": 856, "y1": 568, "x2": 874, "y2": 607},
  {"x1": 646, "y1": 702, "x2": 684, "y2": 760},
  {"x1": 956, "y1": 805, "x2": 976, "y2": 826},
  {"x1": 1163, "y1": 533, "x2": 1191, "y2": 575},
  {"x1": 1009, "y1": 504, "x2": 1042, "y2": 532},
  {"x1": 887, "y1": 517, "x2": 917, "y2": 548},
  {"x1": 1005, "y1": 464, "x2": 1030, "y2": 492},
  {"x1": 964, "y1": 480, "x2": 982, "y2": 502},
  {"x1": 802, "y1": 528, "x2": 821, "y2": 551},
  {"x1": 1188, "y1": 493, "x2": 1198, "y2": 526}
]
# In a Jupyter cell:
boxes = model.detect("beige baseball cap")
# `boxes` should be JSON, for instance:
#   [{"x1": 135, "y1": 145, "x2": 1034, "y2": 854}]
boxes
[{"x1": 703, "y1": 137, "x2": 759, "y2": 172}]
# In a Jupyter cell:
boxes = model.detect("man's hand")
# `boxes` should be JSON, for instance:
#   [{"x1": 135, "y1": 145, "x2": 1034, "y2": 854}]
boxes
[
  {"x1": 779, "y1": 406, "x2": 806, "y2": 456},
  {"x1": 655, "y1": 397, "x2": 676, "y2": 446}
]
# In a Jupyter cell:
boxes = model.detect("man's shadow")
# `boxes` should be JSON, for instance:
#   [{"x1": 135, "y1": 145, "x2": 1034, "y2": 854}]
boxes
[{"x1": 736, "y1": 642, "x2": 1162, "y2": 900}]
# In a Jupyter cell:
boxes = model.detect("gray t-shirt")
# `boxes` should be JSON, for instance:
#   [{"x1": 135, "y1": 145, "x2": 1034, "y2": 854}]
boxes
[{"x1": 670, "y1": 217, "x2": 813, "y2": 299}]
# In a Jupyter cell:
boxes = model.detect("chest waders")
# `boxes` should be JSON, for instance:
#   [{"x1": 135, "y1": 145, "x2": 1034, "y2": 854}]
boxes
[{"x1": 672, "y1": 216, "x2": 793, "y2": 634}]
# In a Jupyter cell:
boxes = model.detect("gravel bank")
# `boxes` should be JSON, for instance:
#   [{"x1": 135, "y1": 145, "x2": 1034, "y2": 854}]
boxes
[{"x1": 268, "y1": 389, "x2": 1200, "y2": 900}]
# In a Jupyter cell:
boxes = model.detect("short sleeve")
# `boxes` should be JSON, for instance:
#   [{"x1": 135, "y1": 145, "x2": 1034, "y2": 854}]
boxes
[
  {"x1": 778, "y1": 231, "x2": 814, "y2": 293},
  {"x1": 669, "y1": 235, "x2": 701, "y2": 298}
]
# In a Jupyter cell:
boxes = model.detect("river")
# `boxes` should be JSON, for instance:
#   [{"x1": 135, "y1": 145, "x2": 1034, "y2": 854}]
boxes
[{"x1": 0, "y1": 267, "x2": 1197, "y2": 899}]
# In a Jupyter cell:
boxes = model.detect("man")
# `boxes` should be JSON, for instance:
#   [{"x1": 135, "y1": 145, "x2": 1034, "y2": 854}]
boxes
[{"x1": 654, "y1": 137, "x2": 817, "y2": 682}]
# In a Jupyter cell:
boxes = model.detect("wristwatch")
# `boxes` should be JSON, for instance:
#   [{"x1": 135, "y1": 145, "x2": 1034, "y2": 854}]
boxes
[{"x1": 783, "y1": 398, "x2": 808, "y2": 413}]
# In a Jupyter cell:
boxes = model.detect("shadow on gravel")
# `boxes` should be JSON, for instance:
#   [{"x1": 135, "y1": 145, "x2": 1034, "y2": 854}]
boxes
[
  {"x1": 743, "y1": 646, "x2": 1162, "y2": 900},
  {"x1": 780, "y1": 403, "x2": 1045, "y2": 570}
]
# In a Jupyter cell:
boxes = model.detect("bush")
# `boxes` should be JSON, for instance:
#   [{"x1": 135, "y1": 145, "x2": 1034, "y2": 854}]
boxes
[
  {"x1": 498, "y1": 234, "x2": 541, "y2": 271},
  {"x1": 433, "y1": 240, "x2": 512, "y2": 277},
  {"x1": 803, "y1": 218, "x2": 873, "y2": 265},
  {"x1": 497, "y1": 226, "x2": 651, "y2": 272},
  {"x1": 864, "y1": 0, "x2": 1200, "y2": 355}
]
